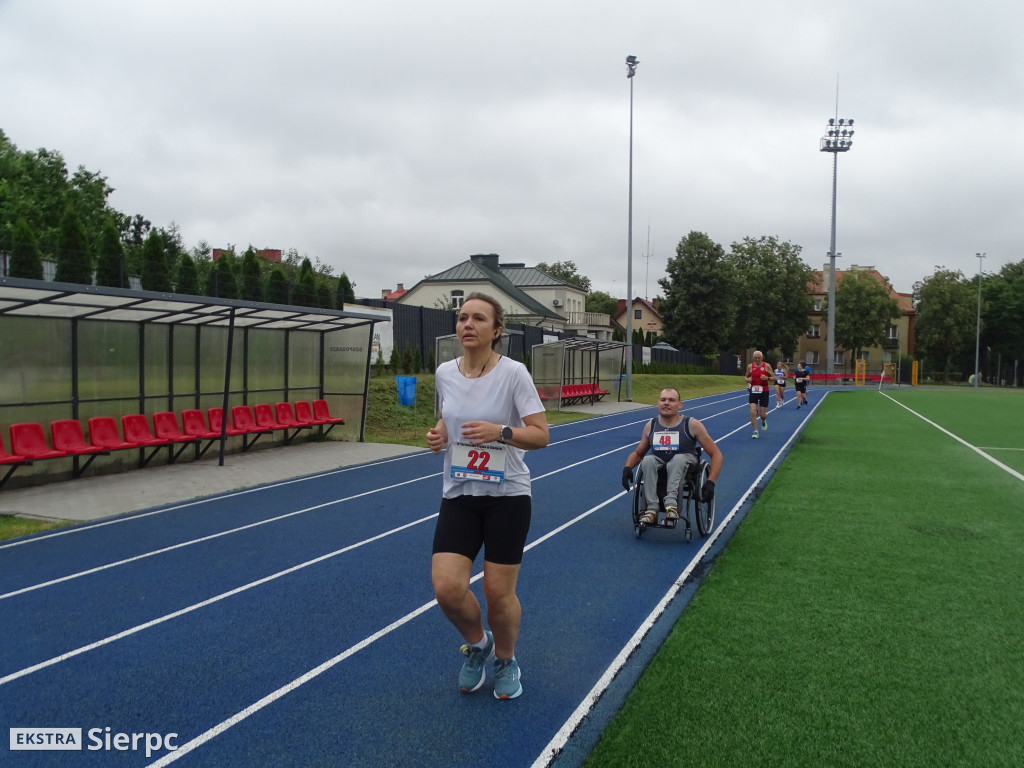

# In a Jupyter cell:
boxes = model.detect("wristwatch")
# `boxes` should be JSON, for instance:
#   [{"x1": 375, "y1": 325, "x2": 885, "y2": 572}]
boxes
[{"x1": 500, "y1": 425, "x2": 513, "y2": 444}]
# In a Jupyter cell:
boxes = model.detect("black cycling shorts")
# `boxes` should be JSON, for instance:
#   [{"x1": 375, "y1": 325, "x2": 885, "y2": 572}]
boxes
[{"x1": 432, "y1": 494, "x2": 532, "y2": 565}]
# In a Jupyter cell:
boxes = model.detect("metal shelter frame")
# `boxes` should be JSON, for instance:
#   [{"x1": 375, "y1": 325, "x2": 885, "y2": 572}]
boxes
[
  {"x1": 0, "y1": 276, "x2": 390, "y2": 477},
  {"x1": 531, "y1": 337, "x2": 628, "y2": 410}
]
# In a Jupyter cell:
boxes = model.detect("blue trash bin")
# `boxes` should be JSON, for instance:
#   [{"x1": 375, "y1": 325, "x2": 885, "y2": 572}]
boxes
[{"x1": 396, "y1": 376, "x2": 417, "y2": 407}]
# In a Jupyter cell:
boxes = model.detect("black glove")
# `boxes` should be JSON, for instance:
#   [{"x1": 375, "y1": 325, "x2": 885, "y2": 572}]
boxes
[
  {"x1": 701, "y1": 479, "x2": 715, "y2": 502},
  {"x1": 621, "y1": 466, "x2": 633, "y2": 490}
]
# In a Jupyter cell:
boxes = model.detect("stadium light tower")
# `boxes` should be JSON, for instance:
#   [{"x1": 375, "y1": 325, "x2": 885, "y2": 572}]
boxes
[
  {"x1": 974, "y1": 251, "x2": 985, "y2": 388},
  {"x1": 820, "y1": 116, "x2": 855, "y2": 379},
  {"x1": 624, "y1": 54, "x2": 639, "y2": 401}
]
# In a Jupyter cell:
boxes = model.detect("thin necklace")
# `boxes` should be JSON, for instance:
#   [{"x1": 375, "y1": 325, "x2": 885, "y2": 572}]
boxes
[{"x1": 459, "y1": 352, "x2": 496, "y2": 378}]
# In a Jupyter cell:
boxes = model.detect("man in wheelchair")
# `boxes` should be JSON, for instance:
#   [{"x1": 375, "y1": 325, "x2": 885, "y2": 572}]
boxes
[{"x1": 620, "y1": 387, "x2": 723, "y2": 537}]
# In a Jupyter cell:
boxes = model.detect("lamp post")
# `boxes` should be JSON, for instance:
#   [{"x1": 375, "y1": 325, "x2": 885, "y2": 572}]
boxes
[
  {"x1": 820, "y1": 116, "x2": 854, "y2": 379},
  {"x1": 974, "y1": 251, "x2": 985, "y2": 388},
  {"x1": 624, "y1": 54, "x2": 639, "y2": 401}
]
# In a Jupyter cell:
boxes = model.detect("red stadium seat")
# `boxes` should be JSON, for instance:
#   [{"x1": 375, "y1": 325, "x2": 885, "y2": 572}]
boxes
[
  {"x1": 230, "y1": 405, "x2": 267, "y2": 434},
  {"x1": 0, "y1": 433, "x2": 30, "y2": 491},
  {"x1": 274, "y1": 402, "x2": 304, "y2": 428},
  {"x1": 207, "y1": 408, "x2": 248, "y2": 436},
  {"x1": 313, "y1": 399, "x2": 345, "y2": 425},
  {"x1": 121, "y1": 415, "x2": 169, "y2": 447},
  {"x1": 88, "y1": 417, "x2": 138, "y2": 450},
  {"x1": 152, "y1": 412, "x2": 196, "y2": 443},
  {"x1": 254, "y1": 403, "x2": 288, "y2": 430},
  {"x1": 50, "y1": 419, "x2": 106, "y2": 455},
  {"x1": 0, "y1": 433, "x2": 26, "y2": 465},
  {"x1": 181, "y1": 409, "x2": 219, "y2": 439},
  {"x1": 10, "y1": 422, "x2": 67, "y2": 460},
  {"x1": 293, "y1": 401, "x2": 321, "y2": 425}
]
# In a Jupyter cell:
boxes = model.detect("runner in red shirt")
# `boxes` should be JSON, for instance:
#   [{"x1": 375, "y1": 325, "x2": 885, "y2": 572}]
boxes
[{"x1": 746, "y1": 351, "x2": 772, "y2": 438}]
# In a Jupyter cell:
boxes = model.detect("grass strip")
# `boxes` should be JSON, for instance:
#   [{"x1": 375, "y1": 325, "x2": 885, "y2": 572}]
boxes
[{"x1": 584, "y1": 389, "x2": 1024, "y2": 768}]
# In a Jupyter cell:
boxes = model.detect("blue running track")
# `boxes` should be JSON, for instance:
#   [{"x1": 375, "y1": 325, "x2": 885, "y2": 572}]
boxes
[{"x1": 0, "y1": 390, "x2": 824, "y2": 767}]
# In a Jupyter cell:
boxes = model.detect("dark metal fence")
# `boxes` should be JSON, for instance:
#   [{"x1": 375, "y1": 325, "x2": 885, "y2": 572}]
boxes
[{"x1": 357, "y1": 299, "x2": 725, "y2": 374}]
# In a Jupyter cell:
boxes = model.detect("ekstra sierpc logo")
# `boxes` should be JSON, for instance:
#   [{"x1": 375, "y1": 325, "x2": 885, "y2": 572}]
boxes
[
  {"x1": 10, "y1": 728, "x2": 82, "y2": 750},
  {"x1": 10, "y1": 727, "x2": 179, "y2": 757}
]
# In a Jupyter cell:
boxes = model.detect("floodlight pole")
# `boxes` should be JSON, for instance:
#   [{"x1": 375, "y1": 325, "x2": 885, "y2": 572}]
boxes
[
  {"x1": 820, "y1": 115, "x2": 854, "y2": 379},
  {"x1": 624, "y1": 54, "x2": 638, "y2": 401},
  {"x1": 974, "y1": 251, "x2": 985, "y2": 388}
]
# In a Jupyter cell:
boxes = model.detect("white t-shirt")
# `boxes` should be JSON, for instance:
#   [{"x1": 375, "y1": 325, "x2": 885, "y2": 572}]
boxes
[{"x1": 436, "y1": 355, "x2": 544, "y2": 499}]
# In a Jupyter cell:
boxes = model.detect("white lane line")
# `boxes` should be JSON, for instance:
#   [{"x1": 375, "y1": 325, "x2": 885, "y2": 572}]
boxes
[
  {"x1": 0, "y1": 437, "x2": 642, "y2": 685},
  {"x1": 879, "y1": 392, "x2": 1024, "y2": 482},
  {"x1": 0, "y1": 474, "x2": 440, "y2": 601},
  {"x1": 0, "y1": 512, "x2": 439, "y2": 687},
  {"x1": 145, "y1": 400, "x2": 813, "y2": 768},
  {"x1": 143, "y1": 494, "x2": 628, "y2": 768},
  {"x1": 3, "y1": 399, "x2": 746, "y2": 597},
  {"x1": 0, "y1": 452, "x2": 430, "y2": 550},
  {"x1": 529, "y1": 392, "x2": 825, "y2": 768}
]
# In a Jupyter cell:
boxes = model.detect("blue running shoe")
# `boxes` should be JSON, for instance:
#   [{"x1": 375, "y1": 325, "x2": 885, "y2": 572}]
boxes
[
  {"x1": 493, "y1": 657, "x2": 522, "y2": 700},
  {"x1": 459, "y1": 631, "x2": 494, "y2": 693}
]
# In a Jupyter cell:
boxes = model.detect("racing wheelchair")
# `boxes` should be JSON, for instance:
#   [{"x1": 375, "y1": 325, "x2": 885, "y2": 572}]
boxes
[{"x1": 628, "y1": 454, "x2": 715, "y2": 541}]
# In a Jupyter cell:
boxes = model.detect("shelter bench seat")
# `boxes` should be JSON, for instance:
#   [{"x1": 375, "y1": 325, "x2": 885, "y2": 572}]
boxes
[
  {"x1": 559, "y1": 383, "x2": 610, "y2": 405},
  {"x1": 0, "y1": 400, "x2": 347, "y2": 491}
]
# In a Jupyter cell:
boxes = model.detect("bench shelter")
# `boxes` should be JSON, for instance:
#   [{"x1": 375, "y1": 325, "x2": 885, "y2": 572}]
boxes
[
  {"x1": 531, "y1": 338, "x2": 626, "y2": 410},
  {"x1": 0, "y1": 276, "x2": 390, "y2": 489}
]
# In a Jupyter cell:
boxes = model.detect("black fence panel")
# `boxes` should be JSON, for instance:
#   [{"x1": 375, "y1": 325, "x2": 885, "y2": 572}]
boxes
[
  {"x1": 357, "y1": 300, "x2": 455, "y2": 367},
  {"x1": 355, "y1": 300, "x2": 738, "y2": 375},
  {"x1": 506, "y1": 322, "x2": 546, "y2": 362}
]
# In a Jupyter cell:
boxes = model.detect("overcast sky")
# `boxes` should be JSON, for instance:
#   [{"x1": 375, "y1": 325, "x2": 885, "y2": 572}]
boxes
[{"x1": 2, "y1": 0, "x2": 1021, "y2": 301}]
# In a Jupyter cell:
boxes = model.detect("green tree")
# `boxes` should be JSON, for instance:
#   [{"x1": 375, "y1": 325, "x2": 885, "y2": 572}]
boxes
[
  {"x1": 1, "y1": 141, "x2": 70, "y2": 255},
  {"x1": 55, "y1": 203, "x2": 93, "y2": 285},
  {"x1": 832, "y1": 270, "x2": 902, "y2": 361},
  {"x1": 8, "y1": 216, "x2": 44, "y2": 280},
  {"x1": 585, "y1": 290, "x2": 618, "y2": 316},
  {"x1": 316, "y1": 281, "x2": 334, "y2": 310},
  {"x1": 207, "y1": 252, "x2": 238, "y2": 299},
  {"x1": 337, "y1": 272, "x2": 355, "y2": 305},
  {"x1": 726, "y1": 235, "x2": 814, "y2": 357},
  {"x1": 978, "y1": 260, "x2": 1024, "y2": 375},
  {"x1": 239, "y1": 246, "x2": 264, "y2": 302},
  {"x1": 141, "y1": 230, "x2": 171, "y2": 292},
  {"x1": 267, "y1": 266, "x2": 289, "y2": 304},
  {"x1": 291, "y1": 257, "x2": 316, "y2": 307},
  {"x1": 176, "y1": 253, "x2": 199, "y2": 295},
  {"x1": 658, "y1": 231, "x2": 736, "y2": 356},
  {"x1": 0, "y1": 133, "x2": 119, "y2": 266},
  {"x1": 121, "y1": 214, "x2": 151, "y2": 277},
  {"x1": 913, "y1": 268, "x2": 975, "y2": 375},
  {"x1": 95, "y1": 218, "x2": 125, "y2": 288},
  {"x1": 535, "y1": 260, "x2": 592, "y2": 292}
]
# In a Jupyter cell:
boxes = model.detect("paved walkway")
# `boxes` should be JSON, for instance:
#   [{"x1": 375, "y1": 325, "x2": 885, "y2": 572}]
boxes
[{"x1": 0, "y1": 399, "x2": 650, "y2": 523}]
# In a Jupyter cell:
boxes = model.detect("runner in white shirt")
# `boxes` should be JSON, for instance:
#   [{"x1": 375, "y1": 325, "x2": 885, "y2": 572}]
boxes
[{"x1": 426, "y1": 293, "x2": 549, "y2": 700}]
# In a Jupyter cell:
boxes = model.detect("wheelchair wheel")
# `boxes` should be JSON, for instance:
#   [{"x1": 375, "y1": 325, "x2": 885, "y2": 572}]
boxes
[
  {"x1": 694, "y1": 461, "x2": 716, "y2": 536},
  {"x1": 631, "y1": 468, "x2": 645, "y2": 537}
]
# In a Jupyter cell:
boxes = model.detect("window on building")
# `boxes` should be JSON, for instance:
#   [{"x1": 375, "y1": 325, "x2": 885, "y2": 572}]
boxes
[
  {"x1": 888, "y1": 324, "x2": 899, "y2": 339},
  {"x1": 883, "y1": 351, "x2": 893, "y2": 363},
  {"x1": 634, "y1": 309, "x2": 642, "y2": 320},
  {"x1": 813, "y1": 298, "x2": 823, "y2": 311},
  {"x1": 451, "y1": 290, "x2": 464, "y2": 309},
  {"x1": 806, "y1": 350, "x2": 819, "y2": 364},
  {"x1": 808, "y1": 324, "x2": 820, "y2": 338},
  {"x1": 833, "y1": 350, "x2": 845, "y2": 366}
]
